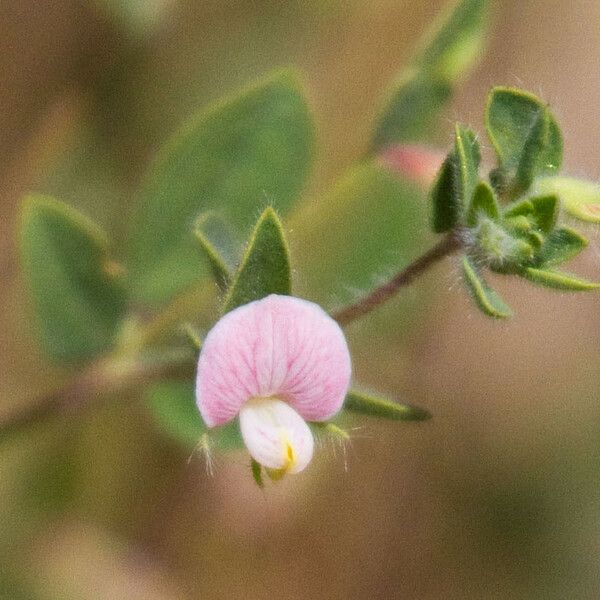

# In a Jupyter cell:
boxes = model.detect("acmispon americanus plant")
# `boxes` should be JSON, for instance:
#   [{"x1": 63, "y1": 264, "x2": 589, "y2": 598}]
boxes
[{"x1": 14, "y1": 0, "x2": 600, "y2": 484}]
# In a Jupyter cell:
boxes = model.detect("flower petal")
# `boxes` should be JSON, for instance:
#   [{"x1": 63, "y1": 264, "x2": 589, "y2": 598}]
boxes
[
  {"x1": 196, "y1": 294, "x2": 351, "y2": 426},
  {"x1": 239, "y1": 398, "x2": 314, "y2": 474}
]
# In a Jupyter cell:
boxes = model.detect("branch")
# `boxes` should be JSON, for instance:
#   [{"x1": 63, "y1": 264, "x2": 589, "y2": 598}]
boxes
[
  {"x1": 0, "y1": 351, "x2": 195, "y2": 443},
  {"x1": 1, "y1": 233, "x2": 462, "y2": 440},
  {"x1": 332, "y1": 231, "x2": 463, "y2": 326}
]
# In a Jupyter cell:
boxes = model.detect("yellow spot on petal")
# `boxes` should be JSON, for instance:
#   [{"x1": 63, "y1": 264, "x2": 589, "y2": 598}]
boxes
[
  {"x1": 265, "y1": 434, "x2": 296, "y2": 481},
  {"x1": 284, "y1": 438, "x2": 295, "y2": 468}
]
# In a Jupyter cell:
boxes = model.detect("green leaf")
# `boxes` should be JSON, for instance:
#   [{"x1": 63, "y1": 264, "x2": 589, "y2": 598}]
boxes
[
  {"x1": 343, "y1": 390, "x2": 431, "y2": 421},
  {"x1": 503, "y1": 195, "x2": 558, "y2": 233},
  {"x1": 526, "y1": 230, "x2": 545, "y2": 249},
  {"x1": 146, "y1": 381, "x2": 243, "y2": 449},
  {"x1": 528, "y1": 195, "x2": 559, "y2": 233},
  {"x1": 503, "y1": 198, "x2": 534, "y2": 218},
  {"x1": 223, "y1": 207, "x2": 291, "y2": 313},
  {"x1": 504, "y1": 215, "x2": 536, "y2": 237},
  {"x1": 430, "y1": 125, "x2": 480, "y2": 233},
  {"x1": 454, "y1": 124, "x2": 481, "y2": 207},
  {"x1": 486, "y1": 87, "x2": 545, "y2": 169},
  {"x1": 290, "y1": 162, "x2": 428, "y2": 312},
  {"x1": 414, "y1": 0, "x2": 489, "y2": 79},
  {"x1": 521, "y1": 267, "x2": 598, "y2": 291},
  {"x1": 467, "y1": 181, "x2": 499, "y2": 226},
  {"x1": 461, "y1": 256, "x2": 512, "y2": 318},
  {"x1": 193, "y1": 213, "x2": 233, "y2": 292},
  {"x1": 486, "y1": 87, "x2": 562, "y2": 194},
  {"x1": 514, "y1": 108, "x2": 548, "y2": 192},
  {"x1": 535, "y1": 227, "x2": 588, "y2": 266},
  {"x1": 372, "y1": 71, "x2": 452, "y2": 150},
  {"x1": 540, "y1": 114, "x2": 563, "y2": 174},
  {"x1": 19, "y1": 195, "x2": 126, "y2": 363},
  {"x1": 535, "y1": 176, "x2": 600, "y2": 223},
  {"x1": 431, "y1": 153, "x2": 460, "y2": 233},
  {"x1": 129, "y1": 69, "x2": 314, "y2": 305},
  {"x1": 371, "y1": 0, "x2": 488, "y2": 150}
]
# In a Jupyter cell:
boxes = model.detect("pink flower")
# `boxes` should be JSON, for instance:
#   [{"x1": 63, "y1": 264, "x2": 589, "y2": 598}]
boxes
[{"x1": 196, "y1": 294, "x2": 352, "y2": 475}]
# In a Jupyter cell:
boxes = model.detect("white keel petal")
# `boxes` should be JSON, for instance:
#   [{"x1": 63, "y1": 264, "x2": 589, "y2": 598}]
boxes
[{"x1": 239, "y1": 398, "x2": 314, "y2": 474}]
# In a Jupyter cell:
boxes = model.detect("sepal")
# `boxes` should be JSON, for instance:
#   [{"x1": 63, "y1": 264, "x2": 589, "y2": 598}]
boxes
[{"x1": 222, "y1": 208, "x2": 291, "y2": 314}]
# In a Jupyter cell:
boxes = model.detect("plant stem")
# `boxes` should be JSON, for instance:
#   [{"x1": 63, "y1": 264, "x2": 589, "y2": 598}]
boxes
[
  {"x1": 332, "y1": 231, "x2": 463, "y2": 326},
  {"x1": 0, "y1": 233, "x2": 462, "y2": 441},
  {"x1": 0, "y1": 351, "x2": 194, "y2": 443}
]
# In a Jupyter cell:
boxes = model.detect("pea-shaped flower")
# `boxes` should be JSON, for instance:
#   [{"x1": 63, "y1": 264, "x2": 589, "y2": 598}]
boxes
[{"x1": 196, "y1": 294, "x2": 352, "y2": 475}]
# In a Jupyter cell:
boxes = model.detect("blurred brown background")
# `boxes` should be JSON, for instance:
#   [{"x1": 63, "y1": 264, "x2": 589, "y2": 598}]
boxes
[{"x1": 1, "y1": 1, "x2": 600, "y2": 598}]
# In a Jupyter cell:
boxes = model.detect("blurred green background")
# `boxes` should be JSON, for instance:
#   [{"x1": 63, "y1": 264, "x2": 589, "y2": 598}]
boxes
[{"x1": 2, "y1": 1, "x2": 600, "y2": 598}]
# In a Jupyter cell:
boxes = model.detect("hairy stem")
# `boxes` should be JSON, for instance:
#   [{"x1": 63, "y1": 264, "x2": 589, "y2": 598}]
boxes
[
  {"x1": 332, "y1": 232, "x2": 463, "y2": 325},
  {"x1": 0, "y1": 351, "x2": 194, "y2": 443}
]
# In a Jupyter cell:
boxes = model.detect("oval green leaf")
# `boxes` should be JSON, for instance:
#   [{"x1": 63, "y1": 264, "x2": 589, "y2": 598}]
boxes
[
  {"x1": 454, "y1": 123, "x2": 481, "y2": 208},
  {"x1": 20, "y1": 195, "x2": 126, "y2": 364},
  {"x1": 431, "y1": 152, "x2": 460, "y2": 233},
  {"x1": 486, "y1": 87, "x2": 562, "y2": 195},
  {"x1": 535, "y1": 227, "x2": 588, "y2": 267},
  {"x1": 503, "y1": 194, "x2": 558, "y2": 233},
  {"x1": 467, "y1": 181, "x2": 499, "y2": 226},
  {"x1": 129, "y1": 69, "x2": 315, "y2": 306},
  {"x1": 428, "y1": 124, "x2": 481, "y2": 233}
]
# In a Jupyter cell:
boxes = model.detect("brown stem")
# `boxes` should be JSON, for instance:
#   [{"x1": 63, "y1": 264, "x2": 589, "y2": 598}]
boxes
[
  {"x1": 0, "y1": 352, "x2": 195, "y2": 442},
  {"x1": 332, "y1": 232, "x2": 463, "y2": 326}
]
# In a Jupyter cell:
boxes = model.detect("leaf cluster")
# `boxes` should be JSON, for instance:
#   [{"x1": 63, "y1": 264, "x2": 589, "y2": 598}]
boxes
[{"x1": 429, "y1": 87, "x2": 598, "y2": 318}]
